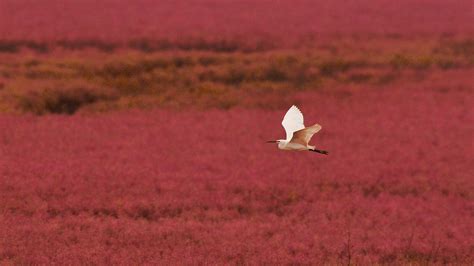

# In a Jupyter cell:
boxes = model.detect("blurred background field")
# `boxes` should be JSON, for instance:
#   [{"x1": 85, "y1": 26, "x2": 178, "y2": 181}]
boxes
[
  {"x1": 0, "y1": 36, "x2": 472, "y2": 114},
  {"x1": 0, "y1": 0, "x2": 472, "y2": 115},
  {"x1": 0, "y1": 0, "x2": 473, "y2": 264}
]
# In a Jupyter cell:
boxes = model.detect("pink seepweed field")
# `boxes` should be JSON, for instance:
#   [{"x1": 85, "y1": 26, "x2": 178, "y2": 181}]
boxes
[
  {"x1": 1, "y1": 77, "x2": 473, "y2": 264},
  {"x1": 1, "y1": 0, "x2": 474, "y2": 264},
  {"x1": 1, "y1": 0, "x2": 472, "y2": 41}
]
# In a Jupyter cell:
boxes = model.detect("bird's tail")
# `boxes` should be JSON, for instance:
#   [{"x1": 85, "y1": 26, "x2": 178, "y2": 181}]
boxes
[{"x1": 309, "y1": 148, "x2": 329, "y2": 155}]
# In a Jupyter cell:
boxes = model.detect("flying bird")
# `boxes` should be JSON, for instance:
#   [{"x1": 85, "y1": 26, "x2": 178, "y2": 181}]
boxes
[{"x1": 267, "y1": 105, "x2": 328, "y2": 155}]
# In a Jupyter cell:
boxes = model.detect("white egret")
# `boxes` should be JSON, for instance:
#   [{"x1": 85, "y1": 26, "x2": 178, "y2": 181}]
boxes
[{"x1": 267, "y1": 105, "x2": 328, "y2": 155}]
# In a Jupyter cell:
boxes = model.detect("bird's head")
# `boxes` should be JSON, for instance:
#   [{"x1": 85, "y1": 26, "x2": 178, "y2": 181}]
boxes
[{"x1": 266, "y1": 139, "x2": 285, "y2": 145}]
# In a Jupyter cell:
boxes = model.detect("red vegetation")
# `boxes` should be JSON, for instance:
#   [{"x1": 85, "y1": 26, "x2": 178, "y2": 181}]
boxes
[
  {"x1": 1, "y1": 81, "x2": 472, "y2": 264},
  {"x1": 1, "y1": 0, "x2": 473, "y2": 264},
  {"x1": 1, "y1": 0, "x2": 472, "y2": 43},
  {"x1": 1, "y1": 36, "x2": 472, "y2": 114}
]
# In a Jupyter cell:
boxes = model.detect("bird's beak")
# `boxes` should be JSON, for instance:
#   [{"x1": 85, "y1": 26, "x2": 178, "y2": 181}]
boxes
[{"x1": 266, "y1": 140, "x2": 277, "y2": 143}]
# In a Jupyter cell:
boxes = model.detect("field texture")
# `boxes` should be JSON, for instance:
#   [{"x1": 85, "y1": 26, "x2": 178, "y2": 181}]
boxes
[
  {"x1": 1, "y1": 80, "x2": 473, "y2": 264},
  {"x1": 1, "y1": 0, "x2": 473, "y2": 264},
  {"x1": 1, "y1": 36, "x2": 473, "y2": 115},
  {"x1": 1, "y1": 0, "x2": 473, "y2": 41}
]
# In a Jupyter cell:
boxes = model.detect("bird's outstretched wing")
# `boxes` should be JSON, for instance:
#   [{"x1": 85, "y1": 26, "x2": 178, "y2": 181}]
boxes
[
  {"x1": 282, "y1": 105, "x2": 305, "y2": 140},
  {"x1": 291, "y1": 124, "x2": 322, "y2": 145}
]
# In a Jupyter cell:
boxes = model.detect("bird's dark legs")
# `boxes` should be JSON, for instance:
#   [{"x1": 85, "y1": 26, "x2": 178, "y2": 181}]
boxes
[{"x1": 309, "y1": 149, "x2": 329, "y2": 155}]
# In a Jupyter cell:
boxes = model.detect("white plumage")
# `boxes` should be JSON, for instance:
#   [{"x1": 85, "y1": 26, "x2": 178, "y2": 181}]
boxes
[
  {"x1": 281, "y1": 105, "x2": 305, "y2": 141},
  {"x1": 267, "y1": 105, "x2": 328, "y2": 155}
]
